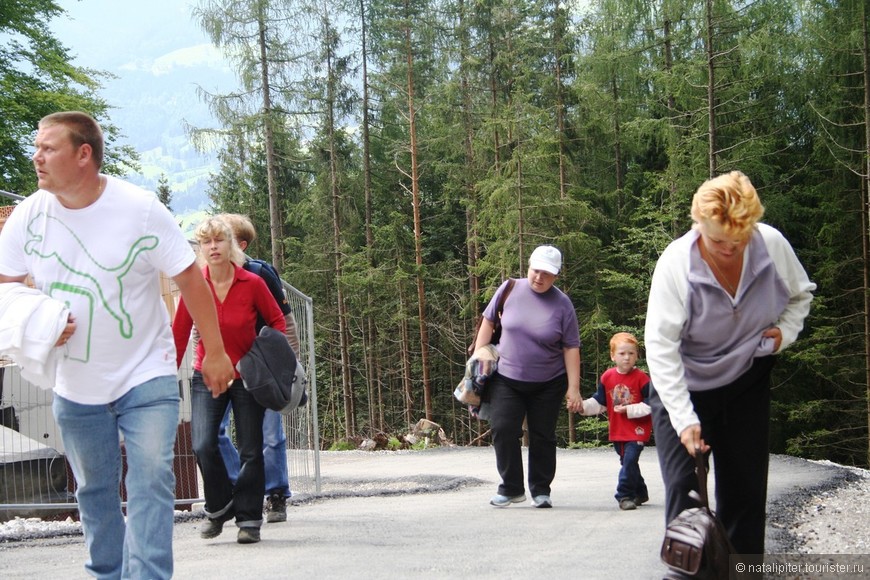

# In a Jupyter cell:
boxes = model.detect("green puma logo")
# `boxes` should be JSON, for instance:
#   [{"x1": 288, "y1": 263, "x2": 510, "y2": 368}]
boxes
[{"x1": 24, "y1": 212, "x2": 158, "y2": 339}]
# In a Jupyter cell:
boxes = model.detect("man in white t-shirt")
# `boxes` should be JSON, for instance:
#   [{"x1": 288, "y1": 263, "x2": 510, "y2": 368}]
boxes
[{"x1": 0, "y1": 111, "x2": 234, "y2": 579}]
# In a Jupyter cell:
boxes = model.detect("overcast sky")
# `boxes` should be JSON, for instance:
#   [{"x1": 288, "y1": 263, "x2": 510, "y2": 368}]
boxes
[
  {"x1": 52, "y1": 0, "x2": 226, "y2": 72},
  {"x1": 50, "y1": 0, "x2": 236, "y2": 143},
  {"x1": 46, "y1": 0, "x2": 240, "y2": 211}
]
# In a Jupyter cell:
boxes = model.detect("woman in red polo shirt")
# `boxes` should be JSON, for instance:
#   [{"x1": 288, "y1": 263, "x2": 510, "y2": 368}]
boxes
[{"x1": 173, "y1": 216, "x2": 285, "y2": 545}]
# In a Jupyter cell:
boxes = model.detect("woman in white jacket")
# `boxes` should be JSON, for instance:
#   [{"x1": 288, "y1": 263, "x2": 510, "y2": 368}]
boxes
[{"x1": 645, "y1": 171, "x2": 815, "y2": 559}]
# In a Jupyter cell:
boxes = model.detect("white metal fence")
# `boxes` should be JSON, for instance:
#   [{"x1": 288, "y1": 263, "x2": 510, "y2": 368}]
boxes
[{"x1": 0, "y1": 277, "x2": 320, "y2": 521}]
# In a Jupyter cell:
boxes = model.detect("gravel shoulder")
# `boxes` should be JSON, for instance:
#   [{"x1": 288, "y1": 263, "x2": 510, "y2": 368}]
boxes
[{"x1": 767, "y1": 459, "x2": 870, "y2": 554}]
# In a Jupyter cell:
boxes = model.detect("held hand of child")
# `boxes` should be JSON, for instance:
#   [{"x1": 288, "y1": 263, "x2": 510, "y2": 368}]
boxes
[
  {"x1": 613, "y1": 404, "x2": 627, "y2": 414},
  {"x1": 580, "y1": 398, "x2": 604, "y2": 416}
]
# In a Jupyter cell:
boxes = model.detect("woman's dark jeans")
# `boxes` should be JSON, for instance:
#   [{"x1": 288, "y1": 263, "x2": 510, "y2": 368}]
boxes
[
  {"x1": 488, "y1": 373, "x2": 567, "y2": 498},
  {"x1": 651, "y1": 355, "x2": 775, "y2": 555},
  {"x1": 191, "y1": 372, "x2": 265, "y2": 528}
]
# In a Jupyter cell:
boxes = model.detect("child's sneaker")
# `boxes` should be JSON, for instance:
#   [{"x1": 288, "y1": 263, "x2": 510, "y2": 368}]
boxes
[{"x1": 634, "y1": 495, "x2": 649, "y2": 506}]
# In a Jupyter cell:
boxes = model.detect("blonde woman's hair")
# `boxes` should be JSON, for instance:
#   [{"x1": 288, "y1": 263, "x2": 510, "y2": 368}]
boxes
[
  {"x1": 194, "y1": 216, "x2": 246, "y2": 266},
  {"x1": 691, "y1": 171, "x2": 765, "y2": 238},
  {"x1": 610, "y1": 332, "x2": 639, "y2": 357}
]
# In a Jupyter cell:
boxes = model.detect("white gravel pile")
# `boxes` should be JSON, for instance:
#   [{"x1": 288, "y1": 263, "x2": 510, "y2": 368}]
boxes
[
  {"x1": 777, "y1": 462, "x2": 870, "y2": 554},
  {"x1": 0, "y1": 515, "x2": 81, "y2": 541}
]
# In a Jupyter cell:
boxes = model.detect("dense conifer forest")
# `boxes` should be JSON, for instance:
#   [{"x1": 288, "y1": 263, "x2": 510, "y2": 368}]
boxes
[{"x1": 4, "y1": 0, "x2": 869, "y2": 467}]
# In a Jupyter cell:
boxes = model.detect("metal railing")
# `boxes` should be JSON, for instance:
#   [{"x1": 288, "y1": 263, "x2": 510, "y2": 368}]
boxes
[
  {"x1": 0, "y1": 189, "x2": 24, "y2": 202},
  {"x1": 0, "y1": 276, "x2": 320, "y2": 519}
]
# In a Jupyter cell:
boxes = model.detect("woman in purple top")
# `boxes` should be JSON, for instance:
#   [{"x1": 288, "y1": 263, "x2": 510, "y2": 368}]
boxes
[
  {"x1": 645, "y1": 171, "x2": 815, "y2": 559},
  {"x1": 473, "y1": 245, "x2": 583, "y2": 508}
]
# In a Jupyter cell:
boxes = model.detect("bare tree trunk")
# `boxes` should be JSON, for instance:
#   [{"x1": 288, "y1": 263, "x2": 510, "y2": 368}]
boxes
[
  {"x1": 323, "y1": 22, "x2": 354, "y2": 438},
  {"x1": 460, "y1": 0, "x2": 480, "y2": 328},
  {"x1": 399, "y1": 287, "x2": 414, "y2": 427},
  {"x1": 490, "y1": 36, "x2": 501, "y2": 170},
  {"x1": 663, "y1": 17, "x2": 681, "y2": 238},
  {"x1": 256, "y1": 7, "x2": 283, "y2": 272},
  {"x1": 404, "y1": 8, "x2": 433, "y2": 421},
  {"x1": 359, "y1": 0, "x2": 380, "y2": 433},
  {"x1": 552, "y1": 0, "x2": 568, "y2": 202},
  {"x1": 861, "y1": 5, "x2": 870, "y2": 468},
  {"x1": 705, "y1": 0, "x2": 717, "y2": 177},
  {"x1": 611, "y1": 75, "x2": 624, "y2": 206}
]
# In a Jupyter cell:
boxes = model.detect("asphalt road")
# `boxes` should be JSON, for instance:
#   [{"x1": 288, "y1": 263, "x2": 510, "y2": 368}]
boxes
[{"x1": 0, "y1": 446, "x2": 853, "y2": 579}]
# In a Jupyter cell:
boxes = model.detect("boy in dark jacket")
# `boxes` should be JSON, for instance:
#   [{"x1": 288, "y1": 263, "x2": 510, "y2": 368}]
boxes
[{"x1": 580, "y1": 332, "x2": 652, "y2": 511}]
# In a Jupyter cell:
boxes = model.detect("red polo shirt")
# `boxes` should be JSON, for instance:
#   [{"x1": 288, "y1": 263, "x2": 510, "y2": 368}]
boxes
[{"x1": 173, "y1": 264, "x2": 286, "y2": 376}]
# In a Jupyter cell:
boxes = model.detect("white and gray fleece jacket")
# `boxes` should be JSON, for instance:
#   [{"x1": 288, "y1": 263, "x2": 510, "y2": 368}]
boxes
[{"x1": 644, "y1": 223, "x2": 816, "y2": 436}]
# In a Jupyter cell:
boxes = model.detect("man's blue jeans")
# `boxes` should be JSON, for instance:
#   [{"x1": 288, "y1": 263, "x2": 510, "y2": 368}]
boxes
[
  {"x1": 53, "y1": 376, "x2": 180, "y2": 580},
  {"x1": 613, "y1": 441, "x2": 648, "y2": 502},
  {"x1": 218, "y1": 407, "x2": 290, "y2": 498},
  {"x1": 191, "y1": 373, "x2": 265, "y2": 527}
]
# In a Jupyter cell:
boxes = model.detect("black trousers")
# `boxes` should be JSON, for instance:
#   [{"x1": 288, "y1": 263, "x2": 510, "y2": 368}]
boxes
[
  {"x1": 488, "y1": 373, "x2": 567, "y2": 497},
  {"x1": 650, "y1": 356, "x2": 775, "y2": 555}
]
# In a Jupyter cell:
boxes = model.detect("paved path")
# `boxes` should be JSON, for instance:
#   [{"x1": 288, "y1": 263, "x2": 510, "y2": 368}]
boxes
[{"x1": 0, "y1": 447, "x2": 851, "y2": 579}]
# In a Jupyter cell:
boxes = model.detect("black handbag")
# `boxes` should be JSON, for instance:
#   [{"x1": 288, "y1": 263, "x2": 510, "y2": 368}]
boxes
[
  {"x1": 467, "y1": 279, "x2": 515, "y2": 356},
  {"x1": 660, "y1": 450, "x2": 734, "y2": 579}
]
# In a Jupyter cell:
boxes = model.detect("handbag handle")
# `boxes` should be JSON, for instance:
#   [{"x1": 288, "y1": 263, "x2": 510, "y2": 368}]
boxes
[{"x1": 693, "y1": 447, "x2": 710, "y2": 509}]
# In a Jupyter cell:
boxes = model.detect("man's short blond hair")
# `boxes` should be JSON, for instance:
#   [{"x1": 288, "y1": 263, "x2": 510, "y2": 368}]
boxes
[
  {"x1": 39, "y1": 111, "x2": 104, "y2": 170},
  {"x1": 691, "y1": 171, "x2": 765, "y2": 238},
  {"x1": 218, "y1": 213, "x2": 256, "y2": 246}
]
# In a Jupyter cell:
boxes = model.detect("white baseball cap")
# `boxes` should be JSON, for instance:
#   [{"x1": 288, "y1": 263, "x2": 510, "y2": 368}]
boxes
[{"x1": 529, "y1": 245, "x2": 562, "y2": 275}]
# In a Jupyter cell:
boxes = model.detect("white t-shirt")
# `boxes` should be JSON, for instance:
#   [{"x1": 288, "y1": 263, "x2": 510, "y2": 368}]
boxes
[{"x1": 0, "y1": 176, "x2": 195, "y2": 404}]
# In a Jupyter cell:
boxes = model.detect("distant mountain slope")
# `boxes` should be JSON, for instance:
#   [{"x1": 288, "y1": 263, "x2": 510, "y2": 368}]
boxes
[{"x1": 52, "y1": 0, "x2": 238, "y2": 213}]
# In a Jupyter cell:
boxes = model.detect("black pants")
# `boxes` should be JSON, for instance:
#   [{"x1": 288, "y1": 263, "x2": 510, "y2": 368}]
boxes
[
  {"x1": 650, "y1": 356, "x2": 775, "y2": 555},
  {"x1": 488, "y1": 373, "x2": 567, "y2": 497}
]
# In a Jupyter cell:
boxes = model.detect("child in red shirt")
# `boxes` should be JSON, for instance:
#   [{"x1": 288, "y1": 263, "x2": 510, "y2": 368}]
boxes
[{"x1": 580, "y1": 332, "x2": 652, "y2": 510}]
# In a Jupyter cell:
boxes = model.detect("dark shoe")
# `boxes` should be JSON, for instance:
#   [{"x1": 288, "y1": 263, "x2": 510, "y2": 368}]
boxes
[
  {"x1": 200, "y1": 517, "x2": 226, "y2": 539},
  {"x1": 265, "y1": 492, "x2": 287, "y2": 523},
  {"x1": 634, "y1": 495, "x2": 649, "y2": 506},
  {"x1": 618, "y1": 498, "x2": 637, "y2": 511},
  {"x1": 237, "y1": 527, "x2": 261, "y2": 544}
]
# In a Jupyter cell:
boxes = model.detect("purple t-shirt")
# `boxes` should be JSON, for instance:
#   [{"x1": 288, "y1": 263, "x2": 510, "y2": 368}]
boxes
[{"x1": 483, "y1": 278, "x2": 581, "y2": 382}]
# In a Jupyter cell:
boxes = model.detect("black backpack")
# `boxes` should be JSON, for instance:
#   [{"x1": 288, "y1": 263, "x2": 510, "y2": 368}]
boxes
[{"x1": 244, "y1": 258, "x2": 291, "y2": 330}]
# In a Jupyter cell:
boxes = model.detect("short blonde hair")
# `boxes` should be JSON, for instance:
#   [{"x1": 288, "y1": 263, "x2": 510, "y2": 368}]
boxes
[
  {"x1": 218, "y1": 213, "x2": 256, "y2": 246},
  {"x1": 194, "y1": 216, "x2": 246, "y2": 266},
  {"x1": 610, "y1": 332, "x2": 639, "y2": 357},
  {"x1": 691, "y1": 171, "x2": 764, "y2": 238}
]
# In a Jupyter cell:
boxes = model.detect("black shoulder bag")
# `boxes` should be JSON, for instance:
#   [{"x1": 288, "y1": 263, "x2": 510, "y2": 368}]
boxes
[
  {"x1": 467, "y1": 279, "x2": 515, "y2": 356},
  {"x1": 660, "y1": 450, "x2": 734, "y2": 579}
]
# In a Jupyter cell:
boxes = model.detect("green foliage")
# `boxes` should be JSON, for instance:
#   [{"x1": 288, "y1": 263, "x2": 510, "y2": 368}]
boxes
[
  {"x1": 328, "y1": 440, "x2": 357, "y2": 452},
  {"x1": 156, "y1": 174, "x2": 173, "y2": 212},
  {"x1": 0, "y1": 0, "x2": 136, "y2": 194},
  {"x1": 197, "y1": 0, "x2": 869, "y2": 467},
  {"x1": 410, "y1": 438, "x2": 432, "y2": 451},
  {"x1": 570, "y1": 416, "x2": 610, "y2": 448}
]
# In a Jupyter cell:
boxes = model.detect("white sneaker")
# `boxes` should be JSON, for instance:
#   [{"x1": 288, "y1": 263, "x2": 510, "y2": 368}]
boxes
[
  {"x1": 489, "y1": 494, "x2": 526, "y2": 507},
  {"x1": 532, "y1": 495, "x2": 552, "y2": 508}
]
